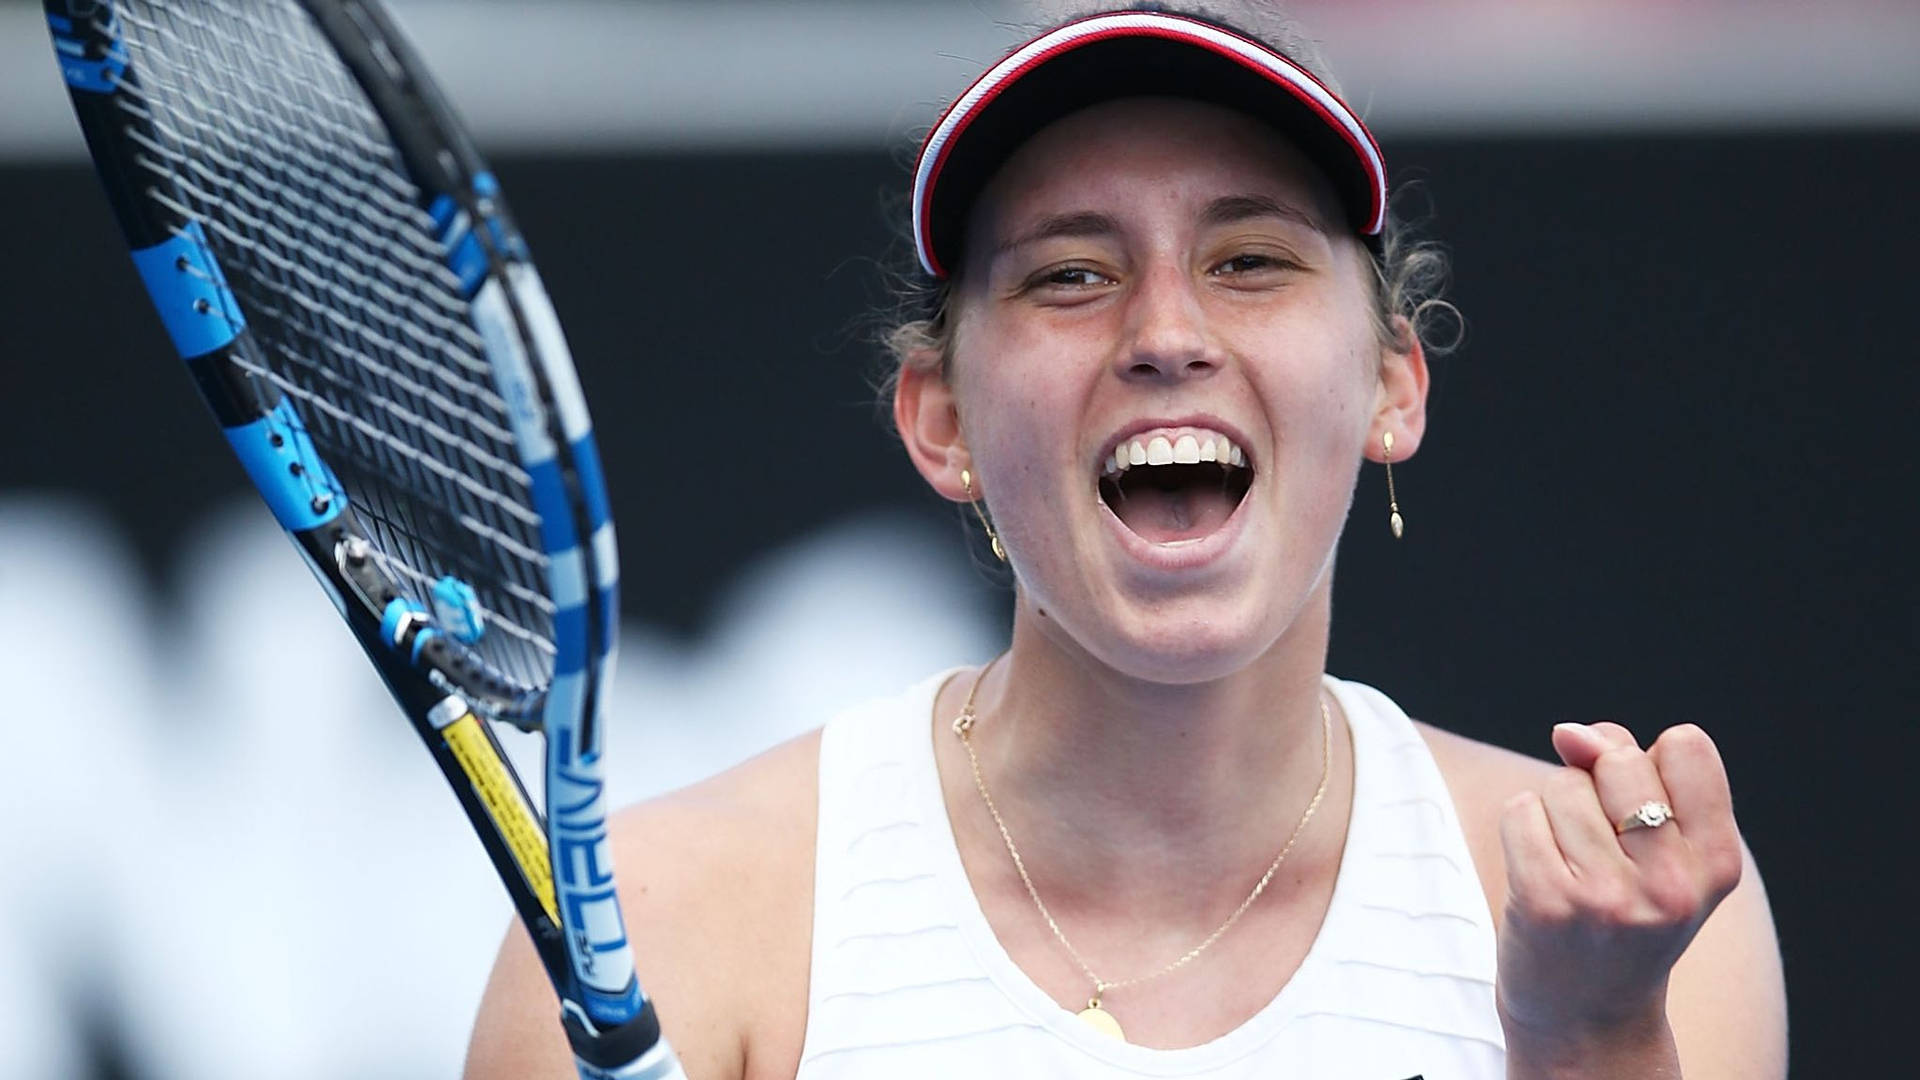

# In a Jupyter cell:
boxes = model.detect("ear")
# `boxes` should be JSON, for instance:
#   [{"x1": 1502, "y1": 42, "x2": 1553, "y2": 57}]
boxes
[
  {"x1": 894, "y1": 350, "x2": 972, "y2": 502},
  {"x1": 1363, "y1": 314, "x2": 1431, "y2": 464}
]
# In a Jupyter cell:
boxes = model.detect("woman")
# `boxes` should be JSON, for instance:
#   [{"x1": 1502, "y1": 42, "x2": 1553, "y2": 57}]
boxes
[{"x1": 469, "y1": 4, "x2": 1787, "y2": 1077}]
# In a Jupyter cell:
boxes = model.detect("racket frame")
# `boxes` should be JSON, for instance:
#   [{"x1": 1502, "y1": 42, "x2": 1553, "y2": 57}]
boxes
[{"x1": 45, "y1": 1, "x2": 675, "y2": 1074}]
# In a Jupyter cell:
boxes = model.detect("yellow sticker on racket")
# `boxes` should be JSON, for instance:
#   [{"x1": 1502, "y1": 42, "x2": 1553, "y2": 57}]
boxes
[{"x1": 441, "y1": 710, "x2": 558, "y2": 924}]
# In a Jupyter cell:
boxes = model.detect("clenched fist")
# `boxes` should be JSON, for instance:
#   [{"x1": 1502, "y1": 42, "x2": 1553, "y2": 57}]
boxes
[{"x1": 1495, "y1": 721, "x2": 1745, "y2": 1047}]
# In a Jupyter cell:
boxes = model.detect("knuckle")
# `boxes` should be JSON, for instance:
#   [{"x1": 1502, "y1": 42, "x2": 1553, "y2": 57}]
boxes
[
  {"x1": 1573, "y1": 876, "x2": 1633, "y2": 922},
  {"x1": 1509, "y1": 890, "x2": 1577, "y2": 929},
  {"x1": 1706, "y1": 847, "x2": 1745, "y2": 894},
  {"x1": 1545, "y1": 767, "x2": 1589, "y2": 798},
  {"x1": 1595, "y1": 743, "x2": 1646, "y2": 770},
  {"x1": 1501, "y1": 790, "x2": 1540, "y2": 818},
  {"x1": 1639, "y1": 869, "x2": 1702, "y2": 922}
]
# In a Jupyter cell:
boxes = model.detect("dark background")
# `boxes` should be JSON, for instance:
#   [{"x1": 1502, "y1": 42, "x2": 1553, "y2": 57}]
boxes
[{"x1": 4, "y1": 130, "x2": 1913, "y2": 1073}]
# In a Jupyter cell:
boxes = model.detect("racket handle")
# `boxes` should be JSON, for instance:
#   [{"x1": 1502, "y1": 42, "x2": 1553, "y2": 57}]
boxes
[
  {"x1": 573, "y1": 1042, "x2": 686, "y2": 1080},
  {"x1": 567, "y1": 1001, "x2": 684, "y2": 1080}
]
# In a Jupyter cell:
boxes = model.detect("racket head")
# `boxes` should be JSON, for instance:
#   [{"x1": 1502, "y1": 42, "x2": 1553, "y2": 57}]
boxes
[{"x1": 44, "y1": 0, "x2": 654, "y2": 1061}]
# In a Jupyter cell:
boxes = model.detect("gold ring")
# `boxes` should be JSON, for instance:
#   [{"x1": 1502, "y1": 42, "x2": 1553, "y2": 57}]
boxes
[{"x1": 1615, "y1": 800, "x2": 1675, "y2": 834}]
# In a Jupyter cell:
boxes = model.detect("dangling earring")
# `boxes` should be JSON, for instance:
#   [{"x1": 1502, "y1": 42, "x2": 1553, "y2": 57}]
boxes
[
  {"x1": 1382, "y1": 432, "x2": 1404, "y2": 539},
  {"x1": 960, "y1": 468, "x2": 1007, "y2": 562}
]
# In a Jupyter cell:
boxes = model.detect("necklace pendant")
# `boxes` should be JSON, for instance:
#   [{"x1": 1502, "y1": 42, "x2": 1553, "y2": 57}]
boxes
[{"x1": 1076, "y1": 1001, "x2": 1125, "y2": 1041}]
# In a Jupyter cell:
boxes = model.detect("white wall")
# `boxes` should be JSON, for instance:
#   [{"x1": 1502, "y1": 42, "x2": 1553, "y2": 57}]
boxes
[
  {"x1": 0, "y1": 495, "x2": 995, "y2": 1078},
  {"x1": 4, "y1": 0, "x2": 1916, "y2": 162}
]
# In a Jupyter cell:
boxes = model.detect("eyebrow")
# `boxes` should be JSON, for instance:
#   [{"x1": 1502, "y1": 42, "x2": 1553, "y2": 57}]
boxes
[
  {"x1": 1199, "y1": 194, "x2": 1327, "y2": 236},
  {"x1": 992, "y1": 211, "x2": 1121, "y2": 259},
  {"x1": 991, "y1": 194, "x2": 1327, "y2": 262}
]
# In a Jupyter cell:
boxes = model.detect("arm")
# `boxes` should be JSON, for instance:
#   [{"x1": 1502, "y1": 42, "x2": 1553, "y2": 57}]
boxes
[
  {"x1": 464, "y1": 731, "x2": 820, "y2": 1080},
  {"x1": 1496, "y1": 723, "x2": 1787, "y2": 1080},
  {"x1": 464, "y1": 796, "x2": 750, "y2": 1080},
  {"x1": 1666, "y1": 842, "x2": 1787, "y2": 1076}
]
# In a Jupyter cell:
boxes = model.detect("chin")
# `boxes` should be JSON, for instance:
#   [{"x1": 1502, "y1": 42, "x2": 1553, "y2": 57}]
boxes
[{"x1": 1041, "y1": 585, "x2": 1287, "y2": 687}]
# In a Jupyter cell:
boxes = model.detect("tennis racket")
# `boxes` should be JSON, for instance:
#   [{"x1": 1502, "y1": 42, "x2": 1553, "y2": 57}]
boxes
[{"x1": 44, "y1": 2, "x2": 683, "y2": 1076}]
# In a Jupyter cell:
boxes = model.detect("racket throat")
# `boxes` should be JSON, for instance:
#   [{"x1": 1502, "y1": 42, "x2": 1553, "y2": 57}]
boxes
[{"x1": 429, "y1": 695, "x2": 559, "y2": 924}]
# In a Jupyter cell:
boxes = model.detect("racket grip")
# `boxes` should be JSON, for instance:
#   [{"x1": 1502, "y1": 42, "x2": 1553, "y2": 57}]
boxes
[
  {"x1": 573, "y1": 1043, "x2": 685, "y2": 1080},
  {"x1": 566, "y1": 1001, "x2": 685, "y2": 1080}
]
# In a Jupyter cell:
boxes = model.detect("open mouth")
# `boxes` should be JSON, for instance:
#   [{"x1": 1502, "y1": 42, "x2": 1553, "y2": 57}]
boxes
[{"x1": 1097, "y1": 430, "x2": 1253, "y2": 545}]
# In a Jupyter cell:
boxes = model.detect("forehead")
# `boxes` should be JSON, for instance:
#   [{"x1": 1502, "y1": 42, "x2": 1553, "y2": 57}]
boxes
[{"x1": 965, "y1": 97, "x2": 1344, "y2": 252}]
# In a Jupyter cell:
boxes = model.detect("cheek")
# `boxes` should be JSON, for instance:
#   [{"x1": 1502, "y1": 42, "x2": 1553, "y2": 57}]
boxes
[
  {"x1": 950, "y1": 375, "x2": 1085, "y2": 558},
  {"x1": 964, "y1": 385, "x2": 1066, "y2": 490},
  {"x1": 1307, "y1": 283, "x2": 1388, "y2": 415},
  {"x1": 1246, "y1": 314, "x2": 1376, "y2": 430},
  {"x1": 950, "y1": 318, "x2": 1084, "y2": 464}
]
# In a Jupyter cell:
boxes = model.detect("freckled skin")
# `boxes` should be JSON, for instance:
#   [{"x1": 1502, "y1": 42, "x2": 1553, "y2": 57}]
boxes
[
  {"x1": 469, "y1": 96, "x2": 1784, "y2": 1080},
  {"x1": 941, "y1": 97, "x2": 1409, "y2": 686}
]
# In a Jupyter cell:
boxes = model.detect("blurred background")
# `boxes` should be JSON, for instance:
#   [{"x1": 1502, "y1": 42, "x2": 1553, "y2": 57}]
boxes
[{"x1": 1, "y1": 0, "x2": 1914, "y2": 1076}]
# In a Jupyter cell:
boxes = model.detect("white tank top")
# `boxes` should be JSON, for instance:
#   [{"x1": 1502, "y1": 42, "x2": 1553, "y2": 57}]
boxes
[{"x1": 797, "y1": 671, "x2": 1505, "y2": 1079}]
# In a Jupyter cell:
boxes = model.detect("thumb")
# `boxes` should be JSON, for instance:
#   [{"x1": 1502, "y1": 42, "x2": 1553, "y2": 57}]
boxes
[{"x1": 1550, "y1": 721, "x2": 1636, "y2": 770}]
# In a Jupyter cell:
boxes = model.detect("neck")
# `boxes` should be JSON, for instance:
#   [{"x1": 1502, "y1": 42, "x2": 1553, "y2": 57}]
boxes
[{"x1": 947, "y1": 584, "x2": 1347, "y2": 921}]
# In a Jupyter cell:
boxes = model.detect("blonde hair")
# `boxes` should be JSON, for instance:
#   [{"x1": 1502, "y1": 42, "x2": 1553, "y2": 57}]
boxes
[{"x1": 876, "y1": 1, "x2": 1460, "y2": 404}]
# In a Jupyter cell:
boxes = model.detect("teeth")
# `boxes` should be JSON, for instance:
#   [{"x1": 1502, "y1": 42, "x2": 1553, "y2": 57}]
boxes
[{"x1": 1101, "y1": 428, "x2": 1250, "y2": 477}]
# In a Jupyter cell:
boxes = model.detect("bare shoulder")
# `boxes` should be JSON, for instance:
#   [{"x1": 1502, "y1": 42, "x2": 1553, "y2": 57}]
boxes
[
  {"x1": 1412, "y1": 719, "x2": 1787, "y2": 1078},
  {"x1": 1411, "y1": 719, "x2": 1558, "y2": 916},
  {"x1": 465, "y1": 730, "x2": 821, "y2": 1080},
  {"x1": 606, "y1": 729, "x2": 821, "y2": 1078}
]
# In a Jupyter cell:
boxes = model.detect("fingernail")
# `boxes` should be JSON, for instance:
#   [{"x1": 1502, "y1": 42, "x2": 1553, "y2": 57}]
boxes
[{"x1": 1553, "y1": 722, "x2": 1590, "y2": 737}]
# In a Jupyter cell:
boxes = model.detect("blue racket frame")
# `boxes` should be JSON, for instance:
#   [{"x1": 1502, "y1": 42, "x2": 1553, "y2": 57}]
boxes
[{"x1": 46, "y1": 2, "x2": 679, "y2": 1075}]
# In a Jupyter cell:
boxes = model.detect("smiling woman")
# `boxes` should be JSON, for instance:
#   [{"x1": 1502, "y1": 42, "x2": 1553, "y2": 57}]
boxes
[{"x1": 466, "y1": 5, "x2": 1788, "y2": 1079}]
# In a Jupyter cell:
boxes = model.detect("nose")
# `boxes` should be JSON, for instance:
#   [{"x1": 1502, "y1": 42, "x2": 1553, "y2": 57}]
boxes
[{"x1": 1115, "y1": 263, "x2": 1223, "y2": 383}]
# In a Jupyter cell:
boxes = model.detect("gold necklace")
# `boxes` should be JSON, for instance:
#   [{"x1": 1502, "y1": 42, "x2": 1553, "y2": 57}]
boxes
[{"x1": 950, "y1": 653, "x2": 1334, "y2": 1043}]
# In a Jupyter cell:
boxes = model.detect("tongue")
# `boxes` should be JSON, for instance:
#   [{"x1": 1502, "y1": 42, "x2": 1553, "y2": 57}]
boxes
[{"x1": 1112, "y1": 486, "x2": 1238, "y2": 544}]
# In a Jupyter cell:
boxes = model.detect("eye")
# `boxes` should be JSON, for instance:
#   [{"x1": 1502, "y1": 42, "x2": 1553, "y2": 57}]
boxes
[
  {"x1": 1034, "y1": 265, "x2": 1112, "y2": 289},
  {"x1": 1211, "y1": 252, "x2": 1298, "y2": 276}
]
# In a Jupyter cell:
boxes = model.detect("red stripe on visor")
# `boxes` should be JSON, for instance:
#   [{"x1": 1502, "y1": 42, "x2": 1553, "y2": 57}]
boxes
[{"x1": 911, "y1": 11, "x2": 1387, "y2": 280}]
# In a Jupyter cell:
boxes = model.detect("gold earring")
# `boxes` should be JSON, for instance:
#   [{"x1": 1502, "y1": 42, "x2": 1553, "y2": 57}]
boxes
[
  {"x1": 1383, "y1": 432, "x2": 1404, "y2": 539},
  {"x1": 960, "y1": 468, "x2": 1007, "y2": 562}
]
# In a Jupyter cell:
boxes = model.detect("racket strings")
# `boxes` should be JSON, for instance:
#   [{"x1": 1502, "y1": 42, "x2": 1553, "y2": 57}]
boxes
[
  {"x1": 105, "y1": 0, "x2": 561, "y2": 698},
  {"x1": 118, "y1": 10, "x2": 481, "y2": 342},
  {"x1": 116, "y1": 7, "x2": 495, "y2": 394},
  {"x1": 141, "y1": 183, "x2": 531, "y2": 487}
]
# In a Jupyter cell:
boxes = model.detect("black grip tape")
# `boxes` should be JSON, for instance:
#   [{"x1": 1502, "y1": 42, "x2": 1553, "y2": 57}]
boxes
[{"x1": 563, "y1": 1000, "x2": 662, "y2": 1071}]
